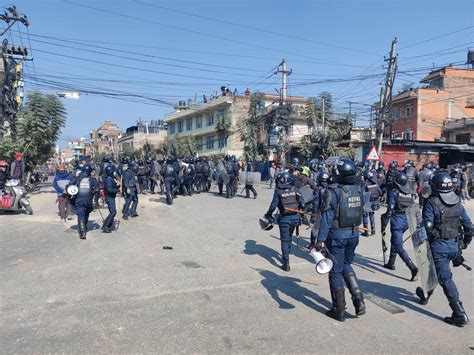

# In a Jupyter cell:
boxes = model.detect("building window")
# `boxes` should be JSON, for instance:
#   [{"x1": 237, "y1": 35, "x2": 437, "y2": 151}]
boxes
[
  {"x1": 169, "y1": 123, "x2": 175, "y2": 134},
  {"x1": 218, "y1": 135, "x2": 228, "y2": 148},
  {"x1": 196, "y1": 117, "x2": 203, "y2": 129},
  {"x1": 405, "y1": 103, "x2": 414, "y2": 118},
  {"x1": 404, "y1": 129, "x2": 413, "y2": 140},
  {"x1": 206, "y1": 135, "x2": 214, "y2": 149},
  {"x1": 177, "y1": 121, "x2": 183, "y2": 133},
  {"x1": 186, "y1": 119, "x2": 193, "y2": 131},
  {"x1": 455, "y1": 133, "x2": 470, "y2": 144},
  {"x1": 391, "y1": 107, "x2": 400, "y2": 120},
  {"x1": 207, "y1": 113, "x2": 215, "y2": 126},
  {"x1": 391, "y1": 131, "x2": 401, "y2": 140}
]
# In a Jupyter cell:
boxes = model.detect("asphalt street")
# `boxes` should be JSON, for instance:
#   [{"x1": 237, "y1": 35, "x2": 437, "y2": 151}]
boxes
[{"x1": 1, "y1": 182, "x2": 473, "y2": 353}]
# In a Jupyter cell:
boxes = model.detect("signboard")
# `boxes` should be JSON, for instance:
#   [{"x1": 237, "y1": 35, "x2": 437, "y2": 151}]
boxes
[{"x1": 366, "y1": 146, "x2": 380, "y2": 161}]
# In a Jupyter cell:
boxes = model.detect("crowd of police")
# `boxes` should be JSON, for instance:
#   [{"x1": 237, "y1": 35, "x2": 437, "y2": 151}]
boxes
[
  {"x1": 62, "y1": 153, "x2": 259, "y2": 240},
  {"x1": 261, "y1": 157, "x2": 472, "y2": 326}
]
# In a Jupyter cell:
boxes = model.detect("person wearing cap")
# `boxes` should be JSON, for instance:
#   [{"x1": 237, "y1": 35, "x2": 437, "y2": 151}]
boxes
[
  {"x1": 10, "y1": 153, "x2": 25, "y2": 184},
  {"x1": 53, "y1": 164, "x2": 74, "y2": 221}
]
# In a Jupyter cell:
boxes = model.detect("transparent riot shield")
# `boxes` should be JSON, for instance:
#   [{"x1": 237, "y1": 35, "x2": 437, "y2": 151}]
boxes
[
  {"x1": 217, "y1": 160, "x2": 229, "y2": 185},
  {"x1": 239, "y1": 171, "x2": 261, "y2": 185},
  {"x1": 406, "y1": 203, "x2": 438, "y2": 295},
  {"x1": 362, "y1": 191, "x2": 373, "y2": 213}
]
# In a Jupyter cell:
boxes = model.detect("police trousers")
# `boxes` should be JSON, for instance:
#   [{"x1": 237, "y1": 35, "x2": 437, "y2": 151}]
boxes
[
  {"x1": 123, "y1": 189, "x2": 138, "y2": 216},
  {"x1": 327, "y1": 237, "x2": 358, "y2": 299},
  {"x1": 75, "y1": 195, "x2": 93, "y2": 226},
  {"x1": 279, "y1": 217, "x2": 300, "y2": 259},
  {"x1": 431, "y1": 243, "x2": 460, "y2": 303}
]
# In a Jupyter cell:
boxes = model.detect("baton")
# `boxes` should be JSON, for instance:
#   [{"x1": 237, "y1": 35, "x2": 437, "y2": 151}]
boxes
[
  {"x1": 462, "y1": 263, "x2": 472, "y2": 271},
  {"x1": 96, "y1": 205, "x2": 105, "y2": 222}
]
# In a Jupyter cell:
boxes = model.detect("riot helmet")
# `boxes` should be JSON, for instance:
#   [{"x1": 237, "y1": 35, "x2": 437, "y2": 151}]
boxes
[
  {"x1": 389, "y1": 161, "x2": 398, "y2": 170},
  {"x1": 82, "y1": 164, "x2": 93, "y2": 176},
  {"x1": 102, "y1": 156, "x2": 111, "y2": 163},
  {"x1": 276, "y1": 171, "x2": 294, "y2": 189},
  {"x1": 331, "y1": 158, "x2": 357, "y2": 185},
  {"x1": 394, "y1": 172, "x2": 411, "y2": 194},
  {"x1": 104, "y1": 165, "x2": 115, "y2": 176},
  {"x1": 121, "y1": 156, "x2": 130, "y2": 165},
  {"x1": 364, "y1": 170, "x2": 377, "y2": 184},
  {"x1": 137, "y1": 159, "x2": 144, "y2": 166},
  {"x1": 165, "y1": 156, "x2": 174, "y2": 164},
  {"x1": 317, "y1": 172, "x2": 330, "y2": 187},
  {"x1": 291, "y1": 157, "x2": 299, "y2": 166},
  {"x1": 430, "y1": 172, "x2": 459, "y2": 205}
]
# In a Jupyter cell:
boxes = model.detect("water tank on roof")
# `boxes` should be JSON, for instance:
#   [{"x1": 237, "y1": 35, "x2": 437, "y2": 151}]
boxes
[
  {"x1": 188, "y1": 98, "x2": 193, "y2": 107},
  {"x1": 467, "y1": 50, "x2": 474, "y2": 68}
]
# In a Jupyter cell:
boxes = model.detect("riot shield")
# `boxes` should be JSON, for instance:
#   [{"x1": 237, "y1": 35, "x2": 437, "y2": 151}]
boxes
[
  {"x1": 239, "y1": 171, "x2": 261, "y2": 185},
  {"x1": 406, "y1": 203, "x2": 438, "y2": 295},
  {"x1": 217, "y1": 160, "x2": 229, "y2": 185},
  {"x1": 297, "y1": 185, "x2": 314, "y2": 206}
]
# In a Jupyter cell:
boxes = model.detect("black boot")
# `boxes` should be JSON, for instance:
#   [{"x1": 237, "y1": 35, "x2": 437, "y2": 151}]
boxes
[
  {"x1": 371, "y1": 229, "x2": 376, "y2": 236},
  {"x1": 343, "y1": 272, "x2": 366, "y2": 316},
  {"x1": 416, "y1": 287, "x2": 434, "y2": 305},
  {"x1": 281, "y1": 258, "x2": 290, "y2": 272},
  {"x1": 102, "y1": 214, "x2": 113, "y2": 233},
  {"x1": 444, "y1": 302, "x2": 470, "y2": 327},
  {"x1": 79, "y1": 220, "x2": 87, "y2": 240},
  {"x1": 327, "y1": 287, "x2": 346, "y2": 322},
  {"x1": 383, "y1": 254, "x2": 396, "y2": 270},
  {"x1": 408, "y1": 261, "x2": 419, "y2": 282}
]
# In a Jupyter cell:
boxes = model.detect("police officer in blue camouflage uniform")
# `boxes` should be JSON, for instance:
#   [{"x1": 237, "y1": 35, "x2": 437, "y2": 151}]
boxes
[
  {"x1": 122, "y1": 161, "x2": 139, "y2": 219},
  {"x1": 381, "y1": 172, "x2": 419, "y2": 281},
  {"x1": 421, "y1": 172, "x2": 472, "y2": 327},
  {"x1": 162, "y1": 156, "x2": 178, "y2": 205},
  {"x1": 317, "y1": 158, "x2": 365, "y2": 321},
  {"x1": 263, "y1": 172, "x2": 301, "y2": 272},
  {"x1": 69, "y1": 164, "x2": 99, "y2": 240},
  {"x1": 102, "y1": 165, "x2": 119, "y2": 233}
]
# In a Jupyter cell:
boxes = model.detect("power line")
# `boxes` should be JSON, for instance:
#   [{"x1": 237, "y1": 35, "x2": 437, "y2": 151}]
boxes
[
  {"x1": 398, "y1": 25, "x2": 474, "y2": 50},
  {"x1": 134, "y1": 0, "x2": 381, "y2": 57}
]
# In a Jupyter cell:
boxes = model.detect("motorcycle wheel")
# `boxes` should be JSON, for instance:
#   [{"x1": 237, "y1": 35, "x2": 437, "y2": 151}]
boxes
[
  {"x1": 98, "y1": 196, "x2": 106, "y2": 207},
  {"x1": 24, "y1": 204, "x2": 33, "y2": 215}
]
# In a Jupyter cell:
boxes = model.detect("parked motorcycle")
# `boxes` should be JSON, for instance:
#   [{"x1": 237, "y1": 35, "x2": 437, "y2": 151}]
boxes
[{"x1": 0, "y1": 179, "x2": 33, "y2": 214}]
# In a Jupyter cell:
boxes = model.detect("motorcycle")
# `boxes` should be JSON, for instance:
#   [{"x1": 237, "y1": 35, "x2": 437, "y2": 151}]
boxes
[{"x1": 0, "y1": 179, "x2": 33, "y2": 214}]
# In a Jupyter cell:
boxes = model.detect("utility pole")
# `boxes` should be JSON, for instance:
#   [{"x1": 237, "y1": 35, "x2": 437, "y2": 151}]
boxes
[
  {"x1": 376, "y1": 38, "x2": 398, "y2": 158},
  {"x1": 322, "y1": 96, "x2": 325, "y2": 135},
  {"x1": 275, "y1": 59, "x2": 292, "y2": 104}
]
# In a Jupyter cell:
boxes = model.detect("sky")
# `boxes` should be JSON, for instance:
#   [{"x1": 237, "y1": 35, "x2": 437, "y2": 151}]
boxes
[{"x1": 2, "y1": 0, "x2": 473, "y2": 147}]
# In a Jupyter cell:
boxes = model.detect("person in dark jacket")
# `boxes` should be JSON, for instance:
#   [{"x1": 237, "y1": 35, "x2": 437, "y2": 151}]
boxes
[
  {"x1": 10, "y1": 153, "x2": 25, "y2": 184},
  {"x1": 102, "y1": 165, "x2": 120, "y2": 233},
  {"x1": 0, "y1": 161, "x2": 11, "y2": 195},
  {"x1": 53, "y1": 164, "x2": 74, "y2": 221}
]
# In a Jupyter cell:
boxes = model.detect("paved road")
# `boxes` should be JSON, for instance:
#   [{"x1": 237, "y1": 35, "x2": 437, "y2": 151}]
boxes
[{"x1": 1, "y1": 182, "x2": 473, "y2": 353}]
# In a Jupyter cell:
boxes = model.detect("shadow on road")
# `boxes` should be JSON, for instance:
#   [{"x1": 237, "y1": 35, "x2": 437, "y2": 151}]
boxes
[
  {"x1": 69, "y1": 221, "x2": 101, "y2": 231},
  {"x1": 359, "y1": 279, "x2": 444, "y2": 321},
  {"x1": 354, "y1": 254, "x2": 411, "y2": 282},
  {"x1": 243, "y1": 240, "x2": 281, "y2": 267},
  {"x1": 255, "y1": 268, "x2": 332, "y2": 314}
]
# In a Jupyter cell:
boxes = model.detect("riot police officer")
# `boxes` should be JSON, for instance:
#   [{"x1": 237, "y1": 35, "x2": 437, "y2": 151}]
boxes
[
  {"x1": 362, "y1": 170, "x2": 383, "y2": 236},
  {"x1": 418, "y1": 163, "x2": 434, "y2": 206},
  {"x1": 403, "y1": 160, "x2": 419, "y2": 194},
  {"x1": 263, "y1": 172, "x2": 301, "y2": 271},
  {"x1": 421, "y1": 173, "x2": 472, "y2": 326},
  {"x1": 245, "y1": 157, "x2": 258, "y2": 199},
  {"x1": 450, "y1": 163, "x2": 462, "y2": 196},
  {"x1": 195, "y1": 157, "x2": 205, "y2": 192},
  {"x1": 224, "y1": 155, "x2": 236, "y2": 198},
  {"x1": 308, "y1": 171, "x2": 330, "y2": 249},
  {"x1": 183, "y1": 158, "x2": 195, "y2": 196},
  {"x1": 99, "y1": 156, "x2": 112, "y2": 178},
  {"x1": 317, "y1": 158, "x2": 365, "y2": 322},
  {"x1": 383, "y1": 161, "x2": 399, "y2": 196},
  {"x1": 137, "y1": 159, "x2": 148, "y2": 194},
  {"x1": 102, "y1": 165, "x2": 119, "y2": 233},
  {"x1": 122, "y1": 161, "x2": 139, "y2": 219},
  {"x1": 147, "y1": 158, "x2": 156, "y2": 194},
  {"x1": 290, "y1": 157, "x2": 299, "y2": 168},
  {"x1": 162, "y1": 156, "x2": 177, "y2": 205},
  {"x1": 381, "y1": 172, "x2": 419, "y2": 281},
  {"x1": 69, "y1": 164, "x2": 99, "y2": 239},
  {"x1": 203, "y1": 158, "x2": 211, "y2": 192}
]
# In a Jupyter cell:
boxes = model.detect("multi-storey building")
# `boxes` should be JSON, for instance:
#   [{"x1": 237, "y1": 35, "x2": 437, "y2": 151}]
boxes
[
  {"x1": 90, "y1": 120, "x2": 121, "y2": 157},
  {"x1": 387, "y1": 66, "x2": 474, "y2": 141},
  {"x1": 117, "y1": 119, "x2": 167, "y2": 153}
]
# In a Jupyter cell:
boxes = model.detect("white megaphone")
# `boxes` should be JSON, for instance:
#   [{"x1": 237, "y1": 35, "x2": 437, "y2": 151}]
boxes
[{"x1": 309, "y1": 248, "x2": 333, "y2": 275}]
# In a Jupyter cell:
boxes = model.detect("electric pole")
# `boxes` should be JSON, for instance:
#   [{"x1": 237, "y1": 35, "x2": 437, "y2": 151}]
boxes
[
  {"x1": 376, "y1": 38, "x2": 398, "y2": 158},
  {"x1": 275, "y1": 59, "x2": 292, "y2": 104}
]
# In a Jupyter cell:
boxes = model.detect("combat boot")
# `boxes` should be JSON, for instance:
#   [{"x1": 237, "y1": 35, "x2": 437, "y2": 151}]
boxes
[
  {"x1": 416, "y1": 287, "x2": 434, "y2": 306},
  {"x1": 327, "y1": 287, "x2": 346, "y2": 322},
  {"x1": 371, "y1": 229, "x2": 376, "y2": 236},
  {"x1": 408, "y1": 261, "x2": 419, "y2": 282},
  {"x1": 343, "y1": 272, "x2": 366, "y2": 316},
  {"x1": 383, "y1": 254, "x2": 396, "y2": 270},
  {"x1": 444, "y1": 302, "x2": 470, "y2": 327},
  {"x1": 281, "y1": 258, "x2": 290, "y2": 272},
  {"x1": 79, "y1": 220, "x2": 87, "y2": 240}
]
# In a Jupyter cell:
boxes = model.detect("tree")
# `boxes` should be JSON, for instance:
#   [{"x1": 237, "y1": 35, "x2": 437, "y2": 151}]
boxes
[
  {"x1": 240, "y1": 92, "x2": 265, "y2": 162},
  {"x1": 0, "y1": 92, "x2": 66, "y2": 172}
]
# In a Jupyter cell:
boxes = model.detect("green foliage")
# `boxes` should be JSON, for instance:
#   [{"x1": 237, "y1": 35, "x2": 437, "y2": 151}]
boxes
[
  {"x1": 0, "y1": 92, "x2": 66, "y2": 172},
  {"x1": 240, "y1": 92, "x2": 264, "y2": 162},
  {"x1": 119, "y1": 146, "x2": 143, "y2": 160},
  {"x1": 157, "y1": 136, "x2": 198, "y2": 158},
  {"x1": 93, "y1": 151, "x2": 108, "y2": 164}
]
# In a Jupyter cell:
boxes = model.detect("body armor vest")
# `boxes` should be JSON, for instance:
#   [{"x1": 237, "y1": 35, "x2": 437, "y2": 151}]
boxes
[
  {"x1": 405, "y1": 167, "x2": 416, "y2": 182},
  {"x1": 165, "y1": 165, "x2": 175, "y2": 177},
  {"x1": 395, "y1": 191, "x2": 415, "y2": 212},
  {"x1": 366, "y1": 184, "x2": 380, "y2": 202},
  {"x1": 78, "y1": 177, "x2": 91, "y2": 196},
  {"x1": 278, "y1": 187, "x2": 298, "y2": 215},
  {"x1": 331, "y1": 185, "x2": 363, "y2": 230},
  {"x1": 138, "y1": 166, "x2": 147, "y2": 176},
  {"x1": 225, "y1": 162, "x2": 234, "y2": 174},
  {"x1": 429, "y1": 197, "x2": 462, "y2": 239}
]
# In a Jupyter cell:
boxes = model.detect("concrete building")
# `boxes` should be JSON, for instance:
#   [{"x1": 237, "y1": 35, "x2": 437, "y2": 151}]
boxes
[
  {"x1": 90, "y1": 120, "x2": 121, "y2": 157},
  {"x1": 443, "y1": 117, "x2": 474, "y2": 144},
  {"x1": 387, "y1": 66, "x2": 474, "y2": 141},
  {"x1": 117, "y1": 119, "x2": 167, "y2": 153},
  {"x1": 165, "y1": 93, "x2": 307, "y2": 158},
  {"x1": 61, "y1": 137, "x2": 93, "y2": 162}
]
